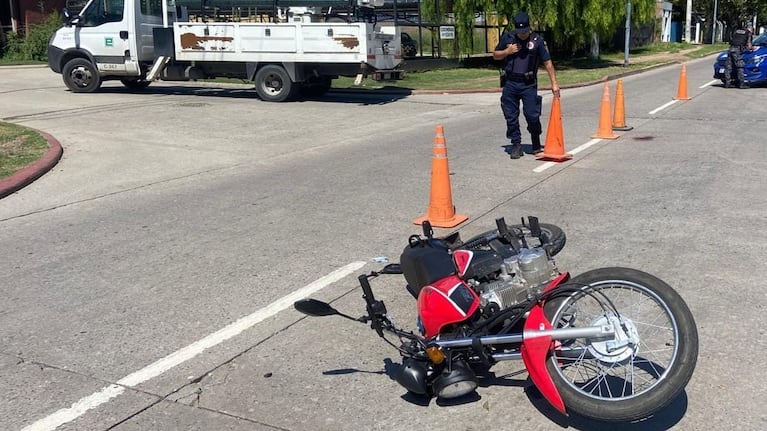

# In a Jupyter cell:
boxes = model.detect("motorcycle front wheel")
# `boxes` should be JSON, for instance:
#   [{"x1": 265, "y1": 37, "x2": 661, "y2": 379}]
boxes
[{"x1": 544, "y1": 267, "x2": 698, "y2": 422}]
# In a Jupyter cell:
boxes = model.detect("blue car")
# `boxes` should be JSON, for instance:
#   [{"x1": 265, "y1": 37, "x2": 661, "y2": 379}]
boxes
[{"x1": 714, "y1": 32, "x2": 767, "y2": 86}]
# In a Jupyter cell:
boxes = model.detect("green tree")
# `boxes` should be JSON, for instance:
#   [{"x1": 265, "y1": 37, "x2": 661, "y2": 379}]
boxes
[{"x1": 420, "y1": 0, "x2": 657, "y2": 56}]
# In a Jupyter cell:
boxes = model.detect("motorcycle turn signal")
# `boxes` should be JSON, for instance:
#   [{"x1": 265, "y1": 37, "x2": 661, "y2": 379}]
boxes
[{"x1": 426, "y1": 345, "x2": 445, "y2": 364}]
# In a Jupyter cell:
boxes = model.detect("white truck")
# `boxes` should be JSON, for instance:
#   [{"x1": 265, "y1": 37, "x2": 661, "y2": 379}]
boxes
[{"x1": 47, "y1": 0, "x2": 403, "y2": 101}]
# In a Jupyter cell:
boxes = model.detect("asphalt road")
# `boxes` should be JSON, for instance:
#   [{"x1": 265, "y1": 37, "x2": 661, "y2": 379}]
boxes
[{"x1": 1, "y1": 59, "x2": 766, "y2": 431}]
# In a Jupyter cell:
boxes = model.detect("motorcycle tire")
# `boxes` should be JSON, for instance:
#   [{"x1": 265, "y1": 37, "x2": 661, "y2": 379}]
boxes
[
  {"x1": 544, "y1": 267, "x2": 698, "y2": 422},
  {"x1": 454, "y1": 223, "x2": 566, "y2": 257}
]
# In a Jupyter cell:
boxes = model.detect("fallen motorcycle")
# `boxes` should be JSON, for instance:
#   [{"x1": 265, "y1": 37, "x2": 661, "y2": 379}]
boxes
[{"x1": 295, "y1": 216, "x2": 698, "y2": 422}]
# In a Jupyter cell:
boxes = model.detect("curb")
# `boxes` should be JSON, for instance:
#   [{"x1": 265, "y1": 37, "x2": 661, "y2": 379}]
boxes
[{"x1": 0, "y1": 130, "x2": 63, "y2": 199}]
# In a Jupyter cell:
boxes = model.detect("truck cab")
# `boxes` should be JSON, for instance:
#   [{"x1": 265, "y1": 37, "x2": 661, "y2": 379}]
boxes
[{"x1": 48, "y1": 0, "x2": 167, "y2": 92}]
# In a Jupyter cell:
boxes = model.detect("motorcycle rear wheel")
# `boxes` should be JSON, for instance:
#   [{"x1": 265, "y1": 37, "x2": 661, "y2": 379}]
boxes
[{"x1": 545, "y1": 267, "x2": 698, "y2": 421}]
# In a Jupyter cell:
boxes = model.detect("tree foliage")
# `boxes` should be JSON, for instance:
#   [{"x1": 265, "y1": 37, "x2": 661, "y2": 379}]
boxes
[
  {"x1": 0, "y1": 12, "x2": 62, "y2": 61},
  {"x1": 420, "y1": 0, "x2": 657, "y2": 55}
]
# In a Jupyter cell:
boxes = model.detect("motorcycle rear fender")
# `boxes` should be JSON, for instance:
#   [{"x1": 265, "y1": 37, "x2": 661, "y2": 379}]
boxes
[{"x1": 520, "y1": 272, "x2": 570, "y2": 415}]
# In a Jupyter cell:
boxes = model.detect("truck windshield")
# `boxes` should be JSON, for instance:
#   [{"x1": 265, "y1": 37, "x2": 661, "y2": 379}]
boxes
[{"x1": 79, "y1": 0, "x2": 125, "y2": 26}]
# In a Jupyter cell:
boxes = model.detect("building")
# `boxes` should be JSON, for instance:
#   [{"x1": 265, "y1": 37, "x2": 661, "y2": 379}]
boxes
[{"x1": 2, "y1": 0, "x2": 65, "y2": 36}]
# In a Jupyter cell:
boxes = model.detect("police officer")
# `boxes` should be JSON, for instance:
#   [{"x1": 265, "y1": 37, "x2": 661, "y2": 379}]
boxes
[
  {"x1": 493, "y1": 11, "x2": 560, "y2": 159},
  {"x1": 724, "y1": 23, "x2": 754, "y2": 89}
]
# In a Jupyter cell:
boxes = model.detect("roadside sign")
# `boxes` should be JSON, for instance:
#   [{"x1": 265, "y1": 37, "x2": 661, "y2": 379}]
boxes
[{"x1": 440, "y1": 26, "x2": 455, "y2": 40}]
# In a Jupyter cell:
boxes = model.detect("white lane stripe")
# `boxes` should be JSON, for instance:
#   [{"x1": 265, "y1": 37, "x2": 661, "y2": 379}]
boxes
[
  {"x1": 649, "y1": 100, "x2": 678, "y2": 115},
  {"x1": 568, "y1": 138, "x2": 602, "y2": 155},
  {"x1": 700, "y1": 79, "x2": 719, "y2": 88},
  {"x1": 22, "y1": 260, "x2": 367, "y2": 431},
  {"x1": 533, "y1": 139, "x2": 602, "y2": 173},
  {"x1": 21, "y1": 385, "x2": 125, "y2": 431}
]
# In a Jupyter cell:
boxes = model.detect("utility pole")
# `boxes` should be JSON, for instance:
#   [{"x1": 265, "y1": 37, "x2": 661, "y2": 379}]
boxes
[
  {"x1": 624, "y1": 0, "x2": 631, "y2": 66},
  {"x1": 685, "y1": 0, "x2": 692, "y2": 42},
  {"x1": 8, "y1": 0, "x2": 18, "y2": 33},
  {"x1": 712, "y1": 0, "x2": 718, "y2": 44}
]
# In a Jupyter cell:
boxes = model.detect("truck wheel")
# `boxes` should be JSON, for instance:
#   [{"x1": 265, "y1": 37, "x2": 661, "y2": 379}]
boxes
[
  {"x1": 255, "y1": 65, "x2": 296, "y2": 102},
  {"x1": 62, "y1": 58, "x2": 102, "y2": 93},
  {"x1": 120, "y1": 78, "x2": 151, "y2": 91}
]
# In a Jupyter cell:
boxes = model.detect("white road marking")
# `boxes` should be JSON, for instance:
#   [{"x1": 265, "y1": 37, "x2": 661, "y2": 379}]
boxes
[
  {"x1": 21, "y1": 260, "x2": 367, "y2": 431},
  {"x1": 568, "y1": 138, "x2": 602, "y2": 155},
  {"x1": 700, "y1": 79, "x2": 719, "y2": 88},
  {"x1": 533, "y1": 139, "x2": 602, "y2": 173},
  {"x1": 649, "y1": 100, "x2": 678, "y2": 115}
]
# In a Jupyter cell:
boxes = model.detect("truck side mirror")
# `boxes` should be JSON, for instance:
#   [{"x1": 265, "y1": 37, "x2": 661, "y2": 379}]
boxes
[{"x1": 62, "y1": 8, "x2": 79, "y2": 26}]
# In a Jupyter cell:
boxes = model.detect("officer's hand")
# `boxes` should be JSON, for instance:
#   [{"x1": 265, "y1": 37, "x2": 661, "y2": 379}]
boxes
[
  {"x1": 506, "y1": 43, "x2": 520, "y2": 55},
  {"x1": 551, "y1": 85, "x2": 561, "y2": 98}
]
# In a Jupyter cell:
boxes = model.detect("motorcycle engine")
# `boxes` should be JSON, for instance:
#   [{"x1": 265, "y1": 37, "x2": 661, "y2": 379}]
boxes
[{"x1": 471, "y1": 247, "x2": 558, "y2": 310}]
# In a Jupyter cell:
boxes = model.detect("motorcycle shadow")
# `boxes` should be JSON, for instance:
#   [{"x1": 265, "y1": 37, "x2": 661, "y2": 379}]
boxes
[
  {"x1": 525, "y1": 385, "x2": 691, "y2": 430},
  {"x1": 322, "y1": 357, "x2": 400, "y2": 377},
  {"x1": 323, "y1": 358, "x2": 689, "y2": 428}
]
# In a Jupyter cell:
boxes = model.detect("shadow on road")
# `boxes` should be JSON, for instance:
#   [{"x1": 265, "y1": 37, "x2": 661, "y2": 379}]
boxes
[
  {"x1": 525, "y1": 385, "x2": 690, "y2": 430},
  {"x1": 96, "y1": 85, "x2": 411, "y2": 105}
]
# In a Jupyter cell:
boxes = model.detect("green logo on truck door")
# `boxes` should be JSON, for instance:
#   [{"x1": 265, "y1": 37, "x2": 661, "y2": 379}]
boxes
[{"x1": 105, "y1": 37, "x2": 113, "y2": 47}]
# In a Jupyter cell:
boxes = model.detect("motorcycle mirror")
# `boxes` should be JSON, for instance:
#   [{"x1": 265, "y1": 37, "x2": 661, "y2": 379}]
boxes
[
  {"x1": 294, "y1": 299, "x2": 339, "y2": 317},
  {"x1": 379, "y1": 263, "x2": 403, "y2": 275}
]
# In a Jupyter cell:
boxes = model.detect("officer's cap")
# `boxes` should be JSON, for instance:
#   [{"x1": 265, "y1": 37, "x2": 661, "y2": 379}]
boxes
[{"x1": 514, "y1": 12, "x2": 530, "y2": 34}]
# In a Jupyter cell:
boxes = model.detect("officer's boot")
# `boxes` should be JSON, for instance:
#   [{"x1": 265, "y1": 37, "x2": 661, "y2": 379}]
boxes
[
  {"x1": 531, "y1": 134, "x2": 543, "y2": 154},
  {"x1": 738, "y1": 71, "x2": 748, "y2": 88},
  {"x1": 509, "y1": 144, "x2": 523, "y2": 159}
]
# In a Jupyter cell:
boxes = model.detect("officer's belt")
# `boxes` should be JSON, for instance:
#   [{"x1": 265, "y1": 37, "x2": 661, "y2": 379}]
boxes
[{"x1": 506, "y1": 74, "x2": 534, "y2": 83}]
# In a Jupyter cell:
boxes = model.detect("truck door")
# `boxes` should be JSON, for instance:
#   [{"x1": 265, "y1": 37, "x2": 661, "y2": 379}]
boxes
[
  {"x1": 75, "y1": 0, "x2": 138, "y2": 74},
  {"x1": 134, "y1": 0, "x2": 166, "y2": 62}
]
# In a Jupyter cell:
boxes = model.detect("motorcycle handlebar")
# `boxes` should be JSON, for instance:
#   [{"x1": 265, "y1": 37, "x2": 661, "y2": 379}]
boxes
[{"x1": 358, "y1": 273, "x2": 386, "y2": 337}]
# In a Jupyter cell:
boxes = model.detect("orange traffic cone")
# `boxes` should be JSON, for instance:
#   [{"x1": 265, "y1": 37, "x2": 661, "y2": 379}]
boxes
[
  {"x1": 536, "y1": 97, "x2": 572, "y2": 162},
  {"x1": 413, "y1": 125, "x2": 468, "y2": 228},
  {"x1": 674, "y1": 64, "x2": 691, "y2": 100},
  {"x1": 592, "y1": 82, "x2": 619, "y2": 140},
  {"x1": 612, "y1": 79, "x2": 633, "y2": 131}
]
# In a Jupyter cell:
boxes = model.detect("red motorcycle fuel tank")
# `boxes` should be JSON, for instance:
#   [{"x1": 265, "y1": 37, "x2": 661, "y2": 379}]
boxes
[{"x1": 417, "y1": 274, "x2": 480, "y2": 338}]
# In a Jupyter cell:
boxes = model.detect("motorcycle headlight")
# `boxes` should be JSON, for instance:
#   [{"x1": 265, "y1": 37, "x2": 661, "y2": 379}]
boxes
[{"x1": 433, "y1": 360, "x2": 477, "y2": 399}]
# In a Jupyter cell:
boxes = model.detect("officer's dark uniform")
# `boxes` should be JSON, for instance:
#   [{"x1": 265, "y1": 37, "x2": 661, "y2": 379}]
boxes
[
  {"x1": 724, "y1": 26, "x2": 753, "y2": 88},
  {"x1": 495, "y1": 18, "x2": 551, "y2": 157}
]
